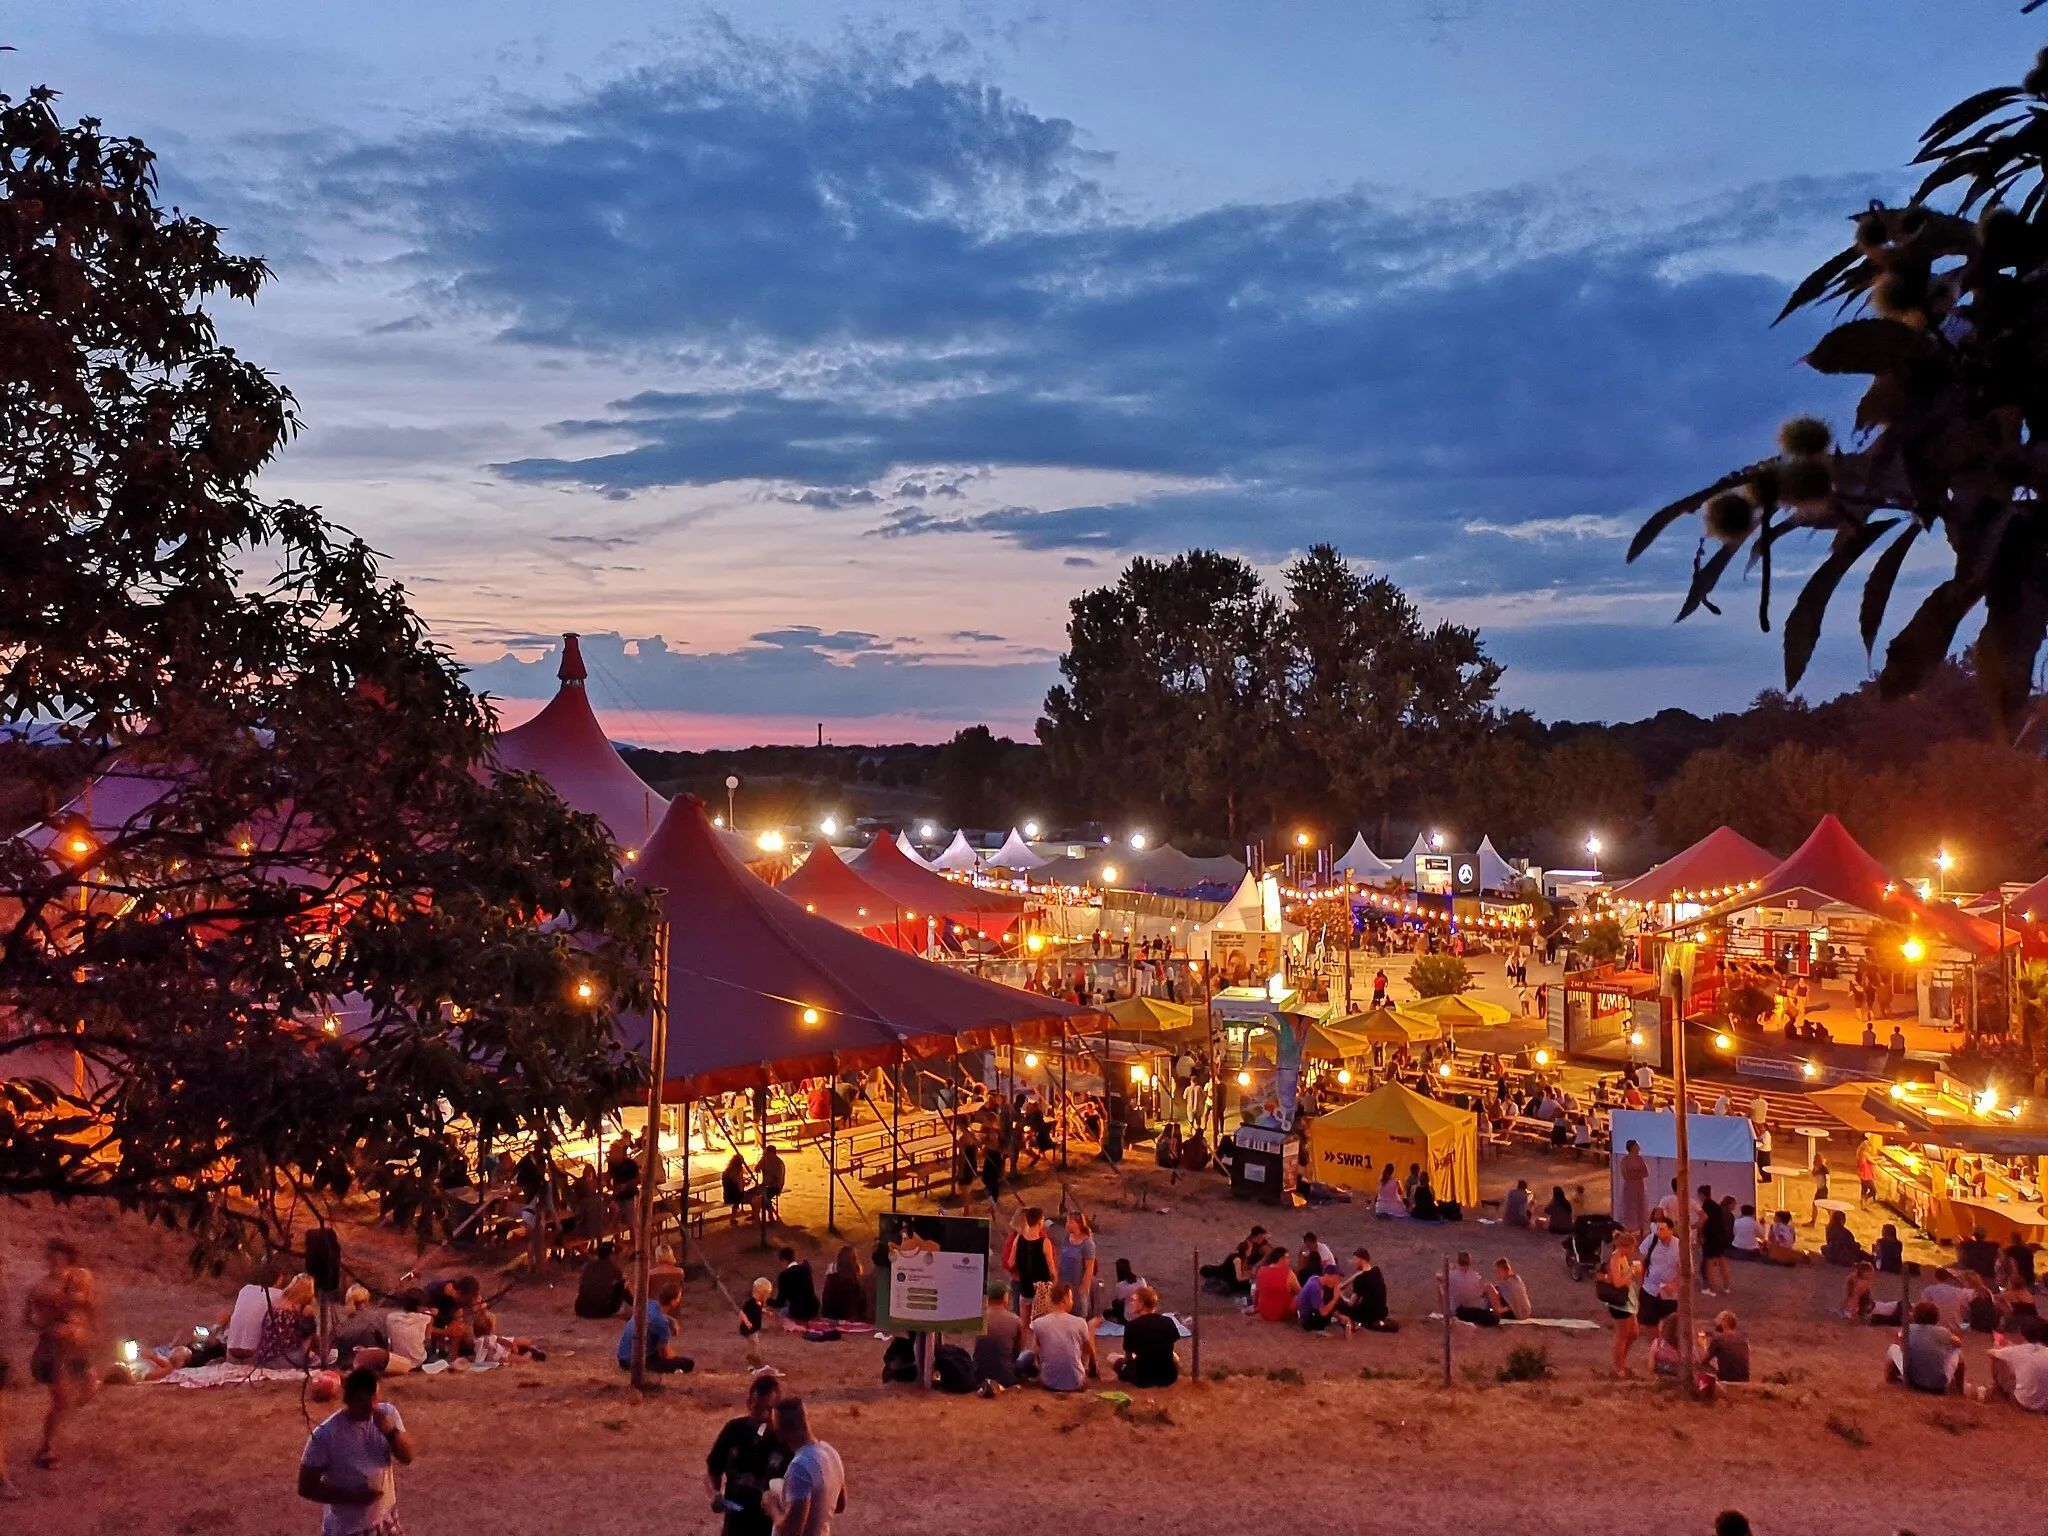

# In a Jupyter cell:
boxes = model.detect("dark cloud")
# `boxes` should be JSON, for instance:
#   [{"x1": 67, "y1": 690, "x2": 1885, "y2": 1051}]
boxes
[
  {"x1": 950, "y1": 629, "x2": 1005, "y2": 643},
  {"x1": 749, "y1": 626, "x2": 887, "y2": 654},
  {"x1": 465, "y1": 630, "x2": 1053, "y2": 720},
  {"x1": 303, "y1": 40, "x2": 1897, "y2": 696}
]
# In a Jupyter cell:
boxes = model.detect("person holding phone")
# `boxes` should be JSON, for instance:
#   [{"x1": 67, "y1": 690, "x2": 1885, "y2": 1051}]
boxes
[{"x1": 298, "y1": 1368, "x2": 414, "y2": 1536}]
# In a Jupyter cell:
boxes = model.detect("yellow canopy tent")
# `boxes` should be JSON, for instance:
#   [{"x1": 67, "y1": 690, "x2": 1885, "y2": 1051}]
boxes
[
  {"x1": 1307, "y1": 1081, "x2": 1478, "y2": 1205},
  {"x1": 1105, "y1": 996, "x2": 1198, "y2": 1034},
  {"x1": 1398, "y1": 993, "x2": 1512, "y2": 1028},
  {"x1": 1334, "y1": 1008, "x2": 1442, "y2": 1045}
]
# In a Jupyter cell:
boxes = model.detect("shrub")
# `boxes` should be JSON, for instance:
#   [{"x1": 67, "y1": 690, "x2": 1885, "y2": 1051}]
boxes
[
  {"x1": 1497, "y1": 1343, "x2": 1551, "y2": 1383},
  {"x1": 1408, "y1": 954, "x2": 1472, "y2": 999}
]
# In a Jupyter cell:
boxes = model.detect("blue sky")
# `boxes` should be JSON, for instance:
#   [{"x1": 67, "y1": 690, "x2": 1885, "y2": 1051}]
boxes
[{"x1": 21, "y1": 4, "x2": 2043, "y2": 743}]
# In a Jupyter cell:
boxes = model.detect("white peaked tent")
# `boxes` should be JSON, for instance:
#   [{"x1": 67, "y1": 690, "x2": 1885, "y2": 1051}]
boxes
[
  {"x1": 1396, "y1": 833, "x2": 1432, "y2": 887},
  {"x1": 1476, "y1": 836, "x2": 1518, "y2": 892},
  {"x1": 1334, "y1": 832, "x2": 1398, "y2": 880},
  {"x1": 930, "y1": 829, "x2": 982, "y2": 871},
  {"x1": 895, "y1": 830, "x2": 938, "y2": 869},
  {"x1": 985, "y1": 827, "x2": 1048, "y2": 871},
  {"x1": 1188, "y1": 872, "x2": 1305, "y2": 960}
]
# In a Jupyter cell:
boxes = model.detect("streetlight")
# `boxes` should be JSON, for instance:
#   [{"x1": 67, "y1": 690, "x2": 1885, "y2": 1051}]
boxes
[
  {"x1": 1586, "y1": 835, "x2": 1603, "y2": 874},
  {"x1": 1934, "y1": 849, "x2": 1955, "y2": 897},
  {"x1": 820, "y1": 815, "x2": 838, "y2": 837},
  {"x1": 1429, "y1": 831, "x2": 1445, "y2": 850},
  {"x1": 1129, "y1": 832, "x2": 1148, "y2": 850},
  {"x1": 1295, "y1": 831, "x2": 1311, "y2": 848},
  {"x1": 1901, "y1": 937, "x2": 1926, "y2": 964},
  {"x1": 918, "y1": 823, "x2": 936, "y2": 840},
  {"x1": 1024, "y1": 821, "x2": 1042, "y2": 838},
  {"x1": 724, "y1": 774, "x2": 739, "y2": 828}
]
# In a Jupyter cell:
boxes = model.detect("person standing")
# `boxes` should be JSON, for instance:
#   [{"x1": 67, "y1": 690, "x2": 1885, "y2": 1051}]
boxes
[
  {"x1": 1058, "y1": 1214, "x2": 1098, "y2": 1319},
  {"x1": 1618, "y1": 1140, "x2": 1650, "y2": 1234},
  {"x1": 769, "y1": 1398, "x2": 846, "y2": 1536},
  {"x1": 24, "y1": 1237, "x2": 98, "y2": 1472},
  {"x1": 298, "y1": 1367, "x2": 413, "y2": 1536},
  {"x1": 1807, "y1": 1156, "x2": 1831, "y2": 1227},
  {"x1": 1004, "y1": 1208, "x2": 1058, "y2": 1322},
  {"x1": 706, "y1": 1374, "x2": 788, "y2": 1536}
]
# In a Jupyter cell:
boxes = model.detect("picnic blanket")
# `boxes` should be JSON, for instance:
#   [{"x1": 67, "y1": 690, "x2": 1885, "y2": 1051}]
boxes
[
  {"x1": 1093, "y1": 1314, "x2": 1193, "y2": 1339},
  {"x1": 1427, "y1": 1313, "x2": 1598, "y2": 1330},
  {"x1": 147, "y1": 1361, "x2": 305, "y2": 1389}
]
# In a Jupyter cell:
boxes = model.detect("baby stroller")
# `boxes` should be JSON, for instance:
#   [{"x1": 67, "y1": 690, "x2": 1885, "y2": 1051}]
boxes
[{"x1": 1563, "y1": 1212, "x2": 1617, "y2": 1281}]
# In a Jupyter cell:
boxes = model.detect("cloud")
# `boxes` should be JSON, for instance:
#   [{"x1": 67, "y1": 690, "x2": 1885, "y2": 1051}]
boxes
[
  {"x1": 950, "y1": 629, "x2": 1005, "y2": 643},
  {"x1": 464, "y1": 630, "x2": 1055, "y2": 721}
]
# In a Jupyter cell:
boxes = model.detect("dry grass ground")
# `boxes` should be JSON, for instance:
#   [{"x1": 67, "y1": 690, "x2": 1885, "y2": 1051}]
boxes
[{"x1": 2, "y1": 1136, "x2": 2043, "y2": 1536}]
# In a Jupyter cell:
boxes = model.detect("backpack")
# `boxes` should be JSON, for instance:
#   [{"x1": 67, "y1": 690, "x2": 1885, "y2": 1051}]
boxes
[
  {"x1": 881, "y1": 1335, "x2": 918, "y2": 1383},
  {"x1": 932, "y1": 1342, "x2": 976, "y2": 1394}
]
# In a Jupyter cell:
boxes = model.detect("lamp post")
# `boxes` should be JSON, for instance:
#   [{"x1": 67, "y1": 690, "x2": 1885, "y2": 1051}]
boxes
[
  {"x1": 630, "y1": 909, "x2": 671, "y2": 1390},
  {"x1": 1586, "y1": 835, "x2": 1603, "y2": 878},
  {"x1": 1667, "y1": 961, "x2": 1698, "y2": 1399},
  {"x1": 724, "y1": 774, "x2": 739, "y2": 830}
]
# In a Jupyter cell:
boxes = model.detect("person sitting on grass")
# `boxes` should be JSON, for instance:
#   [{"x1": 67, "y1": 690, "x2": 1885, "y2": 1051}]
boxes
[
  {"x1": 1296, "y1": 1264, "x2": 1344, "y2": 1332},
  {"x1": 616, "y1": 1279, "x2": 693, "y2": 1374},
  {"x1": 974, "y1": 1285, "x2": 1024, "y2": 1393},
  {"x1": 1373, "y1": 1166, "x2": 1407, "y2": 1219},
  {"x1": 1543, "y1": 1186, "x2": 1574, "y2": 1234},
  {"x1": 574, "y1": 1241, "x2": 630, "y2": 1320},
  {"x1": 1649, "y1": 1312, "x2": 1683, "y2": 1377},
  {"x1": 1107, "y1": 1259, "x2": 1145, "y2": 1324},
  {"x1": 1989, "y1": 1315, "x2": 2048, "y2": 1412},
  {"x1": 1502, "y1": 1179, "x2": 1533, "y2": 1229},
  {"x1": 423, "y1": 1274, "x2": 490, "y2": 1360},
  {"x1": 1028, "y1": 1282, "x2": 1096, "y2": 1392},
  {"x1": 1252, "y1": 1247, "x2": 1300, "y2": 1321},
  {"x1": 1491, "y1": 1259, "x2": 1532, "y2": 1321},
  {"x1": 1822, "y1": 1210, "x2": 1867, "y2": 1267},
  {"x1": 819, "y1": 1246, "x2": 868, "y2": 1324},
  {"x1": 771, "y1": 1248, "x2": 820, "y2": 1323},
  {"x1": 1441, "y1": 1252, "x2": 1500, "y2": 1327},
  {"x1": 1763, "y1": 1211, "x2": 1800, "y2": 1264},
  {"x1": 1337, "y1": 1249, "x2": 1398, "y2": 1333},
  {"x1": 253, "y1": 1273, "x2": 318, "y2": 1369},
  {"x1": 331, "y1": 1285, "x2": 393, "y2": 1374},
  {"x1": 1886, "y1": 1300, "x2": 1963, "y2": 1395},
  {"x1": 1115, "y1": 1285, "x2": 1181, "y2": 1387},
  {"x1": 1703, "y1": 1309, "x2": 1750, "y2": 1382},
  {"x1": 1408, "y1": 1171, "x2": 1440, "y2": 1222}
]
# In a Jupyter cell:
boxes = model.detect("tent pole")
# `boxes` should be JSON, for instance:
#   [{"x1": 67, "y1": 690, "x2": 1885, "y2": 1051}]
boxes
[
  {"x1": 891, "y1": 1058, "x2": 902, "y2": 1214},
  {"x1": 679, "y1": 1099, "x2": 692, "y2": 1271},
  {"x1": 1671, "y1": 965, "x2": 1698, "y2": 1398},
  {"x1": 827, "y1": 1068, "x2": 839, "y2": 1235},
  {"x1": 1059, "y1": 1023, "x2": 1070, "y2": 1170},
  {"x1": 630, "y1": 912, "x2": 671, "y2": 1391}
]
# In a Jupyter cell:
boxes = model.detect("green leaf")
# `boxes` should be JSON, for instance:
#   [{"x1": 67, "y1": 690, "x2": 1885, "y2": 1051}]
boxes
[
  {"x1": 1918, "y1": 85, "x2": 2025, "y2": 153},
  {"x1": 1678, "y1": 542, "x2": 1739, "y2": 623},
  {"x1": 1781, "y1": 519, "x2": 1897, "y2": 690},
  {"x1": 1628, "y1": 459, "x2": 1773, "y2": 564},
  {"x1": 1804, "y1": 318, "x2": 1935, "y2": 376},
  {"x1": 1878, "y1": 577, "x2": 1981, "y2": 698},
  {"x1": 1859, "y1": 523, "x2": 1921, "y2": 655}
]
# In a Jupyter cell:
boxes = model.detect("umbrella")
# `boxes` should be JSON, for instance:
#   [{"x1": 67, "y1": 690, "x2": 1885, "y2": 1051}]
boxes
[{"x1": 1398, "y1": 993, "x2": 1512, "y2": 1027}]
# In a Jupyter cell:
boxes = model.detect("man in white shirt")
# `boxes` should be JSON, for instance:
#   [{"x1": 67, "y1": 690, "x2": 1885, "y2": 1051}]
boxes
[
  {"x1": 298, "y1": 1368, "x2": 413, "y2": 1536},
  {"x1": 1991, "y1": 1319, "x2": 2048, "y2": 1412},
  {"x1": 1028, "y1": 1282, "x2": 1096, "y2": 1391},
  {"x1": 1918, "y1": 1268, "x2": 1974, "y2": 1332},
  {"x1": 770, "y1": 1397, "x2": 846, "y2": 1536},
  {"x1": 1635, "y1": 1063, "x2": 1654, "y2": 1094},
  {"x1": 1730, "y1": 1204, "x2": 1761, "y2": 1257},
  {"x1": 224, "y1": 1280, "x2": 287, "y2": 1361},
  {"x1": 1639, "y1": 1216, "x2": 1682, "y2": 1302}
]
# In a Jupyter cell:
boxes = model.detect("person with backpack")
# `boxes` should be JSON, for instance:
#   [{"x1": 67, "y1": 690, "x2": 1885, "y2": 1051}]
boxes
[{"x1": 1004, "y1": 1208, "x2": 1058, "y2": 1323}]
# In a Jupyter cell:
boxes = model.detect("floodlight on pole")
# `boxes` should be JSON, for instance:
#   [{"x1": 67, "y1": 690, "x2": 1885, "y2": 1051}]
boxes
[{"x1": 724, "y1": 774, "x2": 739, "y2": 828}]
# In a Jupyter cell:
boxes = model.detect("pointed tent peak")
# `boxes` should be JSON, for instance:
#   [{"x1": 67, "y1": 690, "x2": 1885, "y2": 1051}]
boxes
[
  {"x1": 1334, "y1": 833, "x2": 1396, "y2": 878},
  {"x1": 1317, "y1": 1078, "x2": 1474, "y2": 1137},
  {"x1": 987, "y1": 827, "x2": 1048, "y2": 870},
  {"x1": 930, "y1": 829, "x2": 982, "y2": 871},
  {"x1": 557, "y1": 632, "x2": 588, "y2": 683},
  {"x1": 894, "y1": 830, "x2": 936, "y2": 869},
  {"x1": 1475, "y1": 836, "x2": 1517, "y2": 891},
  {"x1": 1611, "y1": 825, "x2": 1777, "y2": 908},
  {"x1": 493, "y1": 657, "x2": 667, "y2": 853}
]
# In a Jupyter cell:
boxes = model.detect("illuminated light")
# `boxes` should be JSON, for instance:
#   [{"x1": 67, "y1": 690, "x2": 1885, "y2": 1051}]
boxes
[
  {"x1": 904, "y1": 910, "x2": 915, "y2": 919},
  {"x1": 1267, "y1": 972, "x2": 1287, "y2": 1001},
  {"x1": 1901, "y1": 937, "x2": 1926, "y2": 964},
  {"x1": 1130, "y1": 1063, "x2": 1147, "y2": 1083},
  {"x1": 757, "y1": 829, "x2": 785, "y2": 853},
  {"x1": 122, "y1": 1340, "x2": 140, "y2": 1365},
  {"x1": 623, "y1": 848, "x2": 638, "y2": 862},
  {"x1": 1336, "y1": 1069, "x2": 1352, "y2": 1086},
  {"x1": 1429, "y1": 831, "x2": 1445, "y2": 850},
  {"x1": 919, "y1": 824, "x2": 936, "y2": 839},
  {"x1": 1628, "y1": 1031, "x2": 1644, "y2": 1047},
  {"x1": 321, "y1": 1013, "x2": 340, "y2": 1036},
  {"x1": 1024, "y1": 1052, "x2": 1040, "y2": 1069},
  {"x1": 820, "y1": 816, "x2": 839, "y2": 837},
  {"x1": 1585, "y1": 835, "x2": 1603, "y2": 857},
  {"x1": 1129, "y1": 832, "x2": 1148, "y2": 850},
  {"x1": 1295, "y1": 832, "x2": 1310, "y2": 847},
  {"x1": 802, "y1": 1007, "x2": 819, "y2": 1025},
  {"x1": 67, "y1": 835, "x2": 90, "y2": 856},
  {"x1": 1975, "y1": 1085, "x2": 1999, "y2": 1115},
  {"x1": 1236, "y1": 1070, "x2": 1253, "y2": 1088},
  {"x1": 1026, "y1": 934, "x2": 1044, "y2": 953},
  {"x1": 1714, "y1": 1033, "x2": 1732, "y2": 1051},
  {"x1": 574, "y1": 981, "x2": 595, "y2": 1002},
  {"x1": 1888, "y1": 1083, "x2": 1907, "y2": 1100},
  {"x1": 1100, "y1": 866, "x2": 1119, "y2": 885},
  {"x1": 1533, "y1": 1048, "x2": 1551, "y2": 1067},
  {"x1": 1935, "y1": 850, "x2": 1954, "y2": 873},
  {"x1": 1438, "y1": 1062, "x2": 1453, "y2": 1079},
  {"x1": 237, "y1": 838, "x2": 252, "y2": 853},
  {"x1": 1024, "y1": 821, "x2": 1042, "y2": 838},
  {"x1": 1801, "y1": 1061, "x2": 1819, "y2": 1079},
  {"x1": 713, "y1": 815, "x2": 725, "y2": 828},
  {"x1": 805, "y1": 903, "x2": 816, "y2": 913}
]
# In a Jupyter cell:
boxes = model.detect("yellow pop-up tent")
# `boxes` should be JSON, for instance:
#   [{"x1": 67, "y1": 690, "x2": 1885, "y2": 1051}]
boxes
[
  {"x1": 1104, "y1": 996, "x2": 1198, "y2": 1034},
  {"x1": 1308, "y1": 1080, "x2": 1478, "y2": 1205},
  {"x1": 1398, "y1": 993, "x2": 1513, "y2": 1028},
  {"x1": 1332, "y1": 1008, "x2": 1442, "y2": 1045}
]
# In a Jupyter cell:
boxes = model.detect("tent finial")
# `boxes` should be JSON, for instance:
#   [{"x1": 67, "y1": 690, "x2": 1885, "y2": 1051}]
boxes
[{"x1": 559, "y1": 633, "x2": 587, "y2": 684}]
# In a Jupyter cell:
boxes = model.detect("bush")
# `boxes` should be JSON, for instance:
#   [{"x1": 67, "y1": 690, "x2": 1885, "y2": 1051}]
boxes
[
  {"x1": 1579, "y1": 916, "x2": 1627, "y2": 967},
  {"x1": 1408, "y1": 954, "x2": 1472, "y2": 999},
  {"x1": 1496, "y1": 1343, "x2": 1551, "y2": 1383}
]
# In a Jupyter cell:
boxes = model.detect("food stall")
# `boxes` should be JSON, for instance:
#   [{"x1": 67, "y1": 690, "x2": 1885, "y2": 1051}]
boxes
[{"x1": 1858, "y1": 1076, "x2": 2048, "y2": 1243}]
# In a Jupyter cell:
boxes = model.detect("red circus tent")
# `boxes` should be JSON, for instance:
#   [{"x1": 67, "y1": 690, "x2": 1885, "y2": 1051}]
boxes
[
  {"x1": 491, "y1": 634, "x2": 667, "y2": 852},
  {"x1": 629, "y1": 797, "x2": 1094, "y2": 1098},
  {"x1": 1610, "y1": 826, "x2": 1778, "y2": 908},
  {"x1": 848, "y1": 828, "x2": 1030, "y2": 940},
  {"x1": 1704, "y1": 814, "x2": 2006, "y2": 958},
  {"x1": 775, "y1": 841, "x2": 926, "y2": 951}
]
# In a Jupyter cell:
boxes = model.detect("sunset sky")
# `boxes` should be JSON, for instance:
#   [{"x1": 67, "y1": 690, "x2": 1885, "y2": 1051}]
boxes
[{"x1": 23, "y1": 4, "x2": 2039, "y2": 744}]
